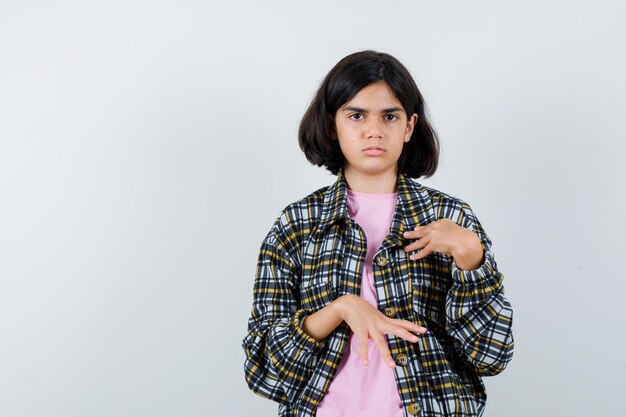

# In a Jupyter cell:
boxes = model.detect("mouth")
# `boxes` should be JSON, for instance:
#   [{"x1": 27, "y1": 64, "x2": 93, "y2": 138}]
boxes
[{"x1": 362, "y1": 146, "x2": 386, "y2": 156}]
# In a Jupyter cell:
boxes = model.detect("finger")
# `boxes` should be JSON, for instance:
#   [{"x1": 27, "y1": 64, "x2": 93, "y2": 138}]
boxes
[
  {"x1": 356, "y1": 332, "x2": 369, "y2": 366},
  {"x1": 371, "y1": 331, "x2": 396, "y2": 368},
  {"x1": 388, "y1": 321, "x2": 427, "y2": 341},
  {"x1": 403, "y1": 239, "x2": 421, "y2": 252},
  {"x1": 391, "y1": 319, "x2": 428, "y2": 334},
  {"x1": 412, "y1": 322, "x2": 428, "y2": 334},
  {"x1": 396, "y1": 327, "x2": 421, "y2": 343},
  {"x1": 405, "y1": 235, "x2": 430, "y2": 253},
  {"x1": 410, "y1": 244, "x2": 433, "y2": 261},
  {"x1": 403, "y1": 225, "x2": 425, "y2": 242}
]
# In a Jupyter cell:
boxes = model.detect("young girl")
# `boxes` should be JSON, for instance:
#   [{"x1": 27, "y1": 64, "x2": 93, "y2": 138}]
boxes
[{"x1": 242, "y1": 50, "x2": 514, "y2": 417}]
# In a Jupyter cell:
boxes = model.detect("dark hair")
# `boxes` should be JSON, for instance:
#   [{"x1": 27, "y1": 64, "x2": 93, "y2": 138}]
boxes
[{"x1": 298, "y1": 50, "x2": 439, "y2": 178}]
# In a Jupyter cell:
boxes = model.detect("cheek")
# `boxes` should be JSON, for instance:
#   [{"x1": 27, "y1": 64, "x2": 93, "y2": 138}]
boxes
[
  {"x1": 337, "y1": 125, "x2": 357, "y2": 139},
  {"x1": 392, "y1": 142, "x2": 406, "y2": 154},
  {"x1": 337, "y1": 140, "x2": 355, "y2": 156},
  {"x1": 336, "y1": 133, "x2": 359, "y2": 148}
]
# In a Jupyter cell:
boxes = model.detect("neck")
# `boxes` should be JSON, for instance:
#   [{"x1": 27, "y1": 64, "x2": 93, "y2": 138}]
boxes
[{"x1": 343, "y1": 166, "x2": 398, "y2": 194}]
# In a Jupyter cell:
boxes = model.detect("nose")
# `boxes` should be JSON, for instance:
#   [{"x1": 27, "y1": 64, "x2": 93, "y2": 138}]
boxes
[{"x1": 365, "y1": 118, "x2": 383, "y2": 139}]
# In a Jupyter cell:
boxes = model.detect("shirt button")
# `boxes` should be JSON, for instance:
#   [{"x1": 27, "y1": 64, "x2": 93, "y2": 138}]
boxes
[
  {"x1": 408, "y1": 402, "x2": 423, "y2": 415},
  {"x1": 384, "y1": 306, "x2": 397, "y2": 317},
  {"x1": 375, "y1": 255, "x2": 388, "y2": 267},
  {"x1": 395, "y1": 353, "x2": 408, "y2": 366}
]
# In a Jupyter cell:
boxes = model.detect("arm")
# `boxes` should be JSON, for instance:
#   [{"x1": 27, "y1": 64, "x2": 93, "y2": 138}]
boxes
[
  {"x1": 445, "y1": 201, "x2": 514, "y2": 376},
  {"x1": 301, "y1": 298, "x2": 345, "y2": 342},
  {"x1": 241, "y1": 212, "x2": 326, "y2": 405}
]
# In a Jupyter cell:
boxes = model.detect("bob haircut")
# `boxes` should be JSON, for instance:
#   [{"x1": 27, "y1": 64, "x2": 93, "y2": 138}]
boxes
[{"x1": 298, "y1": 50, "x2": 439, "y2": 178}]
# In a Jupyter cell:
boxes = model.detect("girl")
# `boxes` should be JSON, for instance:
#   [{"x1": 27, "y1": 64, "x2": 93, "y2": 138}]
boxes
[{"x1": 242, "y1": 50, "x2": 514, "y2": 417}]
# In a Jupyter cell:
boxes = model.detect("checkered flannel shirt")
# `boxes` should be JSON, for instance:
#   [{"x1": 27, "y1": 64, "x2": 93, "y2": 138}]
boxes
[{"x1": 242, "y1": 167, "x2": 514, "y2": 417}]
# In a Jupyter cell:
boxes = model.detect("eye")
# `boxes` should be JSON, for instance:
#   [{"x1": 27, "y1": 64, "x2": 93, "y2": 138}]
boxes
[
  {"x1": 349, "y1": 113, "x2": 364, "y2": 120},
  {"x1": 385, "y1": 114, "x2": 399, "y2": 121}
]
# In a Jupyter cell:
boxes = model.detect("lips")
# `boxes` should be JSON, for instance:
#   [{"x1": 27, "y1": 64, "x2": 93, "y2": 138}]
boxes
[{"x1": 363, "y1": 147, "x2": 386, "y2": 156}]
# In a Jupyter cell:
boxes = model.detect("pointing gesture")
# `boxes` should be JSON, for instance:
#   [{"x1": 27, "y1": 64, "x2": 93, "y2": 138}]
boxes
[{"x1": 403, "y1": 219, "x2": 485, "y2": 271}]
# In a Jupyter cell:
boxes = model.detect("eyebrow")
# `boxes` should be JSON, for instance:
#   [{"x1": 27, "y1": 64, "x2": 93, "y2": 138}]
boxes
[{"x1": 341, "y1": 106, "x2": 405, "y2": 113}]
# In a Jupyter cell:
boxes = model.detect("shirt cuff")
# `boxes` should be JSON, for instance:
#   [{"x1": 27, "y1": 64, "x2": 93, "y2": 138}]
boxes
[
  {"x1": 450, "y1": 245, "x2": 497, "y2": 286},
  {"x1": 291, "y1": 309, "x2": 326, "y2": 353}
]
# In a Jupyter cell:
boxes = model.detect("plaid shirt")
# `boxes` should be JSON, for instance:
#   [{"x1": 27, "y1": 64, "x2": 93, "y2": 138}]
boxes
[{"x1": 242, "y1": 168, "x2": 514, "y2": 417}]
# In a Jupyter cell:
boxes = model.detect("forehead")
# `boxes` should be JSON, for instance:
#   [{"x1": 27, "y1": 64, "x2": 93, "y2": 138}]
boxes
[{"x1": 341, "y1": 81, "x2": 402, "y2": 109}]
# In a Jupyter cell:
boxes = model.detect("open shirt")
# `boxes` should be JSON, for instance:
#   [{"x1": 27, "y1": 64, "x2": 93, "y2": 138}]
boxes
[{"x1": 242, "y1": 168, "x2": 514, "y2": 417}]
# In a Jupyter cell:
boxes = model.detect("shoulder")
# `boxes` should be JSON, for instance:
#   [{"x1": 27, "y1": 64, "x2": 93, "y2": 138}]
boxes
[
  {"x1": 420, "y1": 183, "x2": 469, "y2": 211},
  {"x1": 272, "y1": 184, "x2": 328, "y2": 231},
  {"x1": 288, "y1": 184, "x2": 329, "y2": 217},
  {"x1": 263, "y1": 184, "x2": 329, "y2": 255},
  {"x1": 419, "y1": 183, "x2": 478, "y2": 227}
]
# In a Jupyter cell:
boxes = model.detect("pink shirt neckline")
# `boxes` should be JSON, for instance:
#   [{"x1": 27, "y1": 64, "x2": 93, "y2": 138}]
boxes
[{"x1": 347, "y1": 188, "x2": 398, "y2": 200}]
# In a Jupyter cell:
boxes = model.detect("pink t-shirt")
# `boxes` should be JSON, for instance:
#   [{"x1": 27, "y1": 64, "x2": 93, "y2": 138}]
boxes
[{"x1": 316, "y1": 188, "x2": 404, "y2": 417}]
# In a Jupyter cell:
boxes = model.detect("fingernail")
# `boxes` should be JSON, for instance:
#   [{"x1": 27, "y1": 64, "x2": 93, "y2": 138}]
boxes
[{"x1": 403, "y1": 232, "x2": 409, "y2": 237}]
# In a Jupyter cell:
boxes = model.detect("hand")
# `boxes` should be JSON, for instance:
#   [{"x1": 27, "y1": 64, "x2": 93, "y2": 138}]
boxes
[
  {"x1": 403, "y1": 219, "x2": 484, "y2": 270},
  {"x1": 336, "y1": 294, "x2": 427, "y2": 368}
]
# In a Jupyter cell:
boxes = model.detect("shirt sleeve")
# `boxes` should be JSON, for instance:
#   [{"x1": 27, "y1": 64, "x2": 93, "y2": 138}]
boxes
[
  {"x1": 241, "y1": 211, "x2": 326, "y2": 405},
  {"x1": 445, "y1": 201, "x2": 515, "y2": 377}
]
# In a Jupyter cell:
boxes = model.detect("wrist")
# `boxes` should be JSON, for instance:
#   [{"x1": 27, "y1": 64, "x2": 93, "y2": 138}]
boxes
[
  {"x1": 452, "y1": 236, "x2": 484, "y2": 271},
  {"x1": 332, "y1": 294, "x2": 352, "y2": 321}
]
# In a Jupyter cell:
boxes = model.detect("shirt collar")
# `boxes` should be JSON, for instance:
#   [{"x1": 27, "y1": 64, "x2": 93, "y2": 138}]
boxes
[{"x1": 315, "y1": 167, "x2": 435, "y2": 247}]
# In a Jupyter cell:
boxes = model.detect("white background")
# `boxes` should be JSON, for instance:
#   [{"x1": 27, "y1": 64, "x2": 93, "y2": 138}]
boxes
[{"x1": 1, "y1": 1, "x2": 625, "y2": 416}]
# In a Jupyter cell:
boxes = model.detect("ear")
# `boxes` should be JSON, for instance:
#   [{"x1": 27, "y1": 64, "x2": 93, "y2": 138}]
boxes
[{"x1": 404, "y1": 113, "x2": 418, "y2": 141}]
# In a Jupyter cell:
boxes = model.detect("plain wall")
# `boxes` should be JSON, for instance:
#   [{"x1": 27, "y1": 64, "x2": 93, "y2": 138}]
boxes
[{"x1": 1, "y1": 1, "x2": 625, "y2": 416}]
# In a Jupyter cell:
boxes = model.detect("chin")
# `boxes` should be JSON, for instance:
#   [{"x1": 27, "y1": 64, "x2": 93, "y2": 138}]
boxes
[{"x1": 356, "y1": 165, "x2": 395, "y2": 175}]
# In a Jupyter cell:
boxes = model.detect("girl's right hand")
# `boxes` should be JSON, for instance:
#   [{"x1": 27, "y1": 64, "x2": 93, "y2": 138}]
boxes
[{"x1": 336, "y1": 294, "x2": 427, "y2": 368}]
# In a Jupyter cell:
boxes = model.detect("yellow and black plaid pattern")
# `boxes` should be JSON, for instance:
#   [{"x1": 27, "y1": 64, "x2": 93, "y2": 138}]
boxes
[{"x1": 242, "y1": 168, "x2": 514, "y2": 417}]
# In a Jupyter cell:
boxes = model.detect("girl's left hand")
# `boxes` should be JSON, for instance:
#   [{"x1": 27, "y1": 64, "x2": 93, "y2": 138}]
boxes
[{"x1": 403, "y1": 219, "x2": 484, "y2": 271}]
